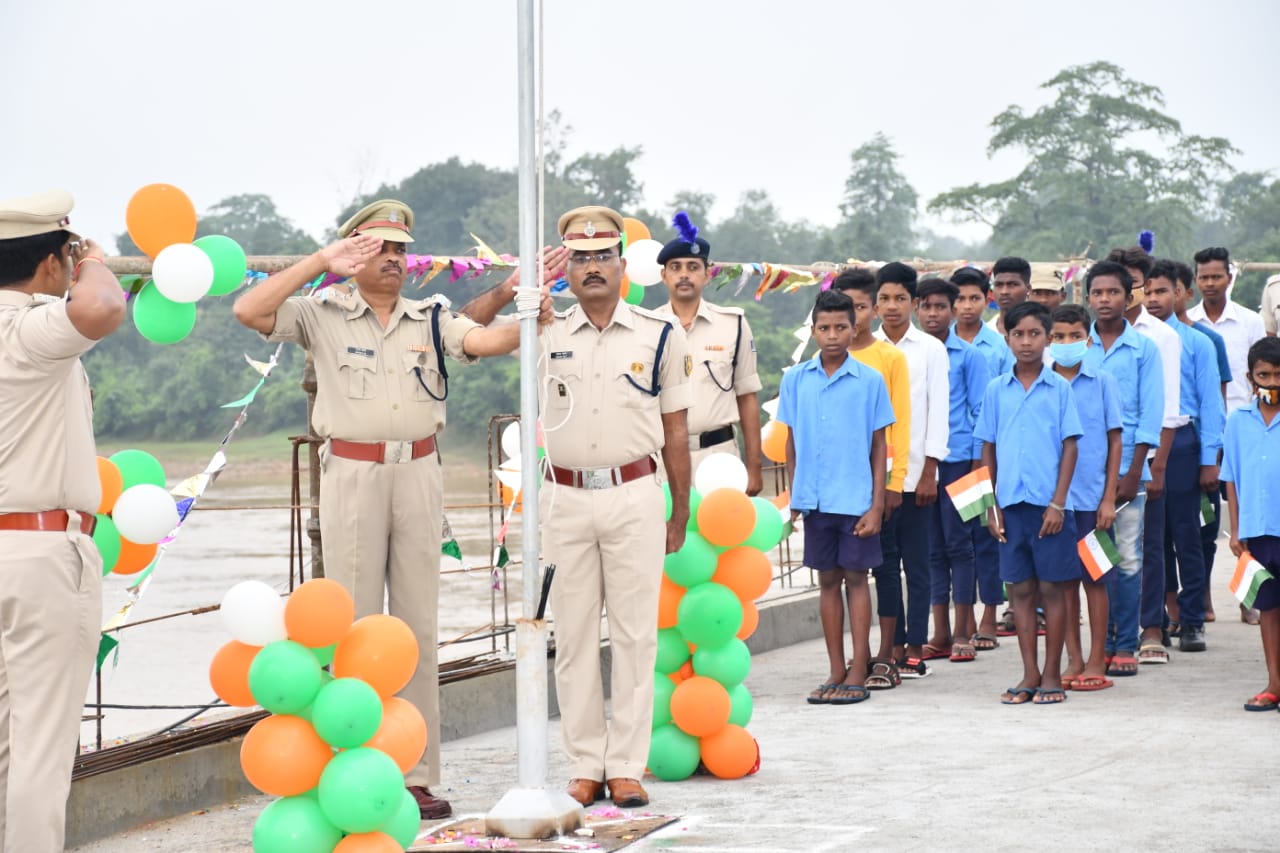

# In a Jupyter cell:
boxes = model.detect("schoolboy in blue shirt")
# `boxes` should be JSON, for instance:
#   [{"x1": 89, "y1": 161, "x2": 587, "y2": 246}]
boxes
[
  {"x1": 780, "y1": 290, "x2": 895, "y2": 706},
  {"x1": 1051, "y1": 304, "x2": 1123, "y2": 692},
  {"x1": 974, "y1": 301, "x2": 1082, "y2": 705},
  {"x1": 1222, "y1": 338, "x2": 1280, "y2": 711},
  {"x1": 916, "y1": 278, "x2": 991, "y2": 662}
]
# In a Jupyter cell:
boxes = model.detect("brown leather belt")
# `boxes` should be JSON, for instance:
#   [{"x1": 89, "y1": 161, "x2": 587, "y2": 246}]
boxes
[
  {"x1": 545, "y1": 457, "x2": 656, "y2": 490},
  {"x1": 330, "y1": 436, "x2": 436, "y2": 464},
  {"x1": 0, "y1": 510, "x2": 96, "y2": 536}
]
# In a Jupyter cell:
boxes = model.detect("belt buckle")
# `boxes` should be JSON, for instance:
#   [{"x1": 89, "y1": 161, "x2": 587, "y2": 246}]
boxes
[
  {"x1": 580, "y1": 467, "x2": 614, "y2": 490},
  {"x1": 385, "y1": 440, "x2": 414, "y2": 464}
]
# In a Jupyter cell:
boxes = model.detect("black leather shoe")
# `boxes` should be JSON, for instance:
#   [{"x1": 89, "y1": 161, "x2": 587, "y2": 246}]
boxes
[{"x1": 1180, "y1": 626, "x2": 1207, "y2": 652}]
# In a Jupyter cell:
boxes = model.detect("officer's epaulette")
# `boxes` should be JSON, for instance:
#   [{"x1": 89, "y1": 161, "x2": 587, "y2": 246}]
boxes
[
  {"x1": 629, "y1": 304, "x2": 678, "y2": 327},
  {"x1": 311, "y1": 283, "x2": 360, "y2": 310},
  {"x1": 701, "y1": 301, "x2": 744, "y2": 318}
]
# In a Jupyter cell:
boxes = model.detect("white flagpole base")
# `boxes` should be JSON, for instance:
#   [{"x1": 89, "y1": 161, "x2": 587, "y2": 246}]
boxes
[{"x1": 483, "y1": 788, "x2": 583, "y2": 839}]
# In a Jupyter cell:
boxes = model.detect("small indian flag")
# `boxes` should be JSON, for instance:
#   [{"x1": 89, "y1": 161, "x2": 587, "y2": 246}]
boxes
[
  {"x1": 1199, "y1": 493, "x2": 1216, "y2": 527},
  {"x1": 945, "y1": 467, "x2": 995, "y2": 522},
  {"x1": 885, "y1": 447, "x2": 895, "y2": 487},
  {"x1": 1229, "y1": 552, "x2": 1275, "y2": 608},
  {"x1": 1077, "y1": 528, "x2": 1122, "y2": 581}
]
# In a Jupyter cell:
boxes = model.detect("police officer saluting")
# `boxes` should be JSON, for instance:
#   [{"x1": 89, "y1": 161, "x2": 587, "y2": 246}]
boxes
[
  {"x1": 653, "y1": 212, "x2": 763, "y2": 494},
  {"x1": 540, "y1": 206, "x2": 692, "y2": 808},
  {"x1": 234, "y1": 199, "x2": 555, "y2": 819},
  {"x1": 0, "y1": 190, "x2": 126, "y2": 849}
]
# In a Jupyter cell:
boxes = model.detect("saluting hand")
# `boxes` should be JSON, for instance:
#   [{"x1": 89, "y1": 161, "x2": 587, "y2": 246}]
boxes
[
  {"x1": 320, "y1": 234, "x2": 382, "y2": 276},
  {"x1": 504, "y1": 245, "x2": 571, "y2": 296}
]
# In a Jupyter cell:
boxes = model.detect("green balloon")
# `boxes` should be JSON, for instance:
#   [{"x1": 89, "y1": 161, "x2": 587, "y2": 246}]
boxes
[
  {"x1": 686, "y1": 488, "x2": 702, "y2": 531},
  {"x1": 296, "y1": 670, "x2": 335, "y2": 722},
  {"x1": 743, "y1": 497, "x2": 785, "y2": 551},
  {"x1": 647, "y1": 724, "x2": 700, "y2": 781},
  {"x1": 676, "y1": 582, "x2": 743, "y2": 648},
  {"x1": 108, "y1": 449, "x2": 166, "y2": 490},
  {"x1": 248, "y1": 640, "x2": 323, "y2": 715},
  {"x1": 663, "y1": 532, "x2": 718, "y2": 588},
  {"x1": 693, "y1": 638, "x2": 752, "y2": 687},
  {"x1": 652, "y1": 672, "x2": 675, "y2": 728},
  {"x1": 624, "y1": 283, "x2": 645, "y2": 305},
  {"x1": 379, "y1": 788, "x2": 422, "y2": 849},
  {"x1": 251, "y1": 795, "x2": 342, "y2": 853},
  {"x1": 93, "y1": 514, "x2": 121, "y2": 575},
  {"x1": 662, "y1": 482, "x2": 672, "y2": 521},
  {"x1": 311, "y1": 677, "x2": 383, "y2": 749},
  {"x1": 655, "y1": 627, "x2": 691, "y2": 674},
  {"x1": 727, "y1": 682, "x2": 753, "y2": 726},
  {"x1": 312, "y1": 644, "x2": 337, "y2": 667},
  {"x1": 132, "y1": 281, "x2": 196, "y2": 344},
  {"x1": 194, "y1": 234, "x2": 248, "y2": 296},
  {"x1": 317, "y1": 747, "x2": 404, "y2": 833}
]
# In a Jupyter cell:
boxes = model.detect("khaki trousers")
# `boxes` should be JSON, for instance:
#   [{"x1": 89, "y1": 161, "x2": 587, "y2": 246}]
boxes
[
  {"x1": 544, "y1": 474, "x2": 665, "y2": 781},
  {"x1": 320, "y1": 453, "x2": 442, "y2": 787},
  {"x1": 0, "y1": 516, "x2": 101, "y2": 852}
]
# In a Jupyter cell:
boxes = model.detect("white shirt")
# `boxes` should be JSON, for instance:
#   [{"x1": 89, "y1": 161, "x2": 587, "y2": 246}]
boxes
[
  {"x1": 874, "y1": 324, "x2": 950, "y2": 491},
  {"x1": 1188, "y1": 299, "x2": 1266, "y2": 414},
  {"x1": 1130, "y1": 306, "x2": 1186, "y2": 429},
  {"x1": 985, "y1": 314, "x2": 1002, "y2": 335}
]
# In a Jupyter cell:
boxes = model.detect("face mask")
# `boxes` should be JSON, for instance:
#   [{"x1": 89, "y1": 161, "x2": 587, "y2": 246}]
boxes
[
  {"x1": 1257, "y1": 385, "x2": 1280, "y2": 406},
  {"x1": 1050, "y1": 340, "x2": 1088, "y2": 367}
]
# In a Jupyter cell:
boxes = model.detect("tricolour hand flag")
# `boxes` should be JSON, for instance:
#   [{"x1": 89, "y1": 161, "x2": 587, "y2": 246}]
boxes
[
  {"x1": 945, "y1": 467, "x2": 995, "y2": 522},
  {"x1": 1199, "y1": 493, "x2": 1216, "y2": 527},
  {"x1": 1229, "y1": 552, "x2": 1275, "y2": 608},
  {"x1": 1077, "y1": 528, "x2": 1122, "y2": 581}
]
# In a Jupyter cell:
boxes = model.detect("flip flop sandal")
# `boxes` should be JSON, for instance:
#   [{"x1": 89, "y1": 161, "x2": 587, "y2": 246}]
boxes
[
  {"x1": 995, "y1": 610, "x2": 1017, "y2": 636},
  {"x1": 970, "y1": 632, "x2": 1000, "y2": 651},
  {"x1": 865, "y1": 657, "x2": 900, "y2": 690},
  {"x1": 1107, "y1": 653, "x2": 1140, "y2": 677},
  {"x1": 806, "y1": 683, "x2": 835, "y2": 705},
  {"x1": 828, "y1": 684, "x2": 870, "y2": 705},
  {"x1": 1072, "y1": 675, "x2": 1115, "y2": 692},
  {"x1": 897, "y1": 657, "x2": 932, "y2": 679},
  {"x1": 1034, "y1": 687, "x2": 1068, "y2": 705},
  {"x1": 1138, "y1": 641, "x2": 1169, "y2": 664},
  {"x1": 949, "y1": 643, "x2": 977, "y2": 662},
  {"x1": 1000, "y1": 686, "x2": 1036, "y2": 705},
  {"x1": 922, "y1": 643, "x2": 952, "y2": 661},
  {"x1": 1244, "y1": 691, "x2": 1280, "y2": 712},
  {"x1": 1062, "y1": 674, "x2": 1080, "y2": 690}
]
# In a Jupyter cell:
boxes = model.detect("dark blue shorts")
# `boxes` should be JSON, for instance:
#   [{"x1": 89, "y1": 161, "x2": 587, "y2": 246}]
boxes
[
  {"x1": 1245, "y1": 536, "x2": 1280, "y2": 611},
  {"x1": 998, "y1": 502, "x2": 1079, "y2": 584},
  {"x1": 1073, "y1": 509, "x2": 1105, "y2": 586},
  {"x1": 803, "y1": 510, "x2": 882, "y2": 572}
]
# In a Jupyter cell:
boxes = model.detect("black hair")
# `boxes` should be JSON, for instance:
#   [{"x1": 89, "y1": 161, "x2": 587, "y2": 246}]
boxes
[
  {"x1": 991, "y1": 256, "x2": 1031, "y2": 284},
  {"x1": 812, "y1": 289, "x2": 857, "y2": 326},
  {"x1": 1173, "y1": 261, "x2": 1195, "y2": 290},
  {"x1": 1247, "y1": 337, "x2": 1280, "y2": 374},
  {"x1": 917, "y1": 277, "x2": 959, "y2": 306},
  {"x1": 1085, "y1": 261, "x2": 1134, "y2": 297},
  {"x1": 1005, "y1": 300, "x2": 1052, "y2": 335},
  {"x1": 875, "y1": 261, "x2": 918, "y2": 297},
  {"x1": 831, "y1": 267, "x2": 877, "y2": 300},
  {"x1": 1194, "y1": 246, "x2": 1231, "y2": 270},
  {"x1": 0, "y1": 231, "x2": 71, "y2": 287},
  {"x1": 950, "y1": 266, "x2": 990, "y2": 294},
  {"x1": 1105, "y1": 246, "x2": 1154, "y2": 279},
  {"x1": 1147, "y1": 258, "x2": 1180, "y2": 287},
  {"x1": 1051, "y1": 303, "x2": 1091, "y2": 330}
]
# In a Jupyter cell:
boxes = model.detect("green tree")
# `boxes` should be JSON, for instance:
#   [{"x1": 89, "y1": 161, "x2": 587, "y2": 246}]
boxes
[
  {"x1": 1216, "y1": 171, "x2": 1280, "y2": 310},
  {"x1": 832, "y1": 132, "x2": 918, "y2": 260},
  {"x1": 197, "y1": 194, "x2": 320, "y2": 254}
]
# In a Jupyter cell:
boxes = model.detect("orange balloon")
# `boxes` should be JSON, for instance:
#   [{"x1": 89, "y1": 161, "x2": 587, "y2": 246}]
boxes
[
  {"x1": 762, "y1": 421, "x2": 788, "y2": 464},
  {"x1": 96, "y1": 457, "x2": 123, "y2": 515},
  {"x1": 365, "y1": 696, "x2": 428, "y2": 773},
  {"x1": 333, "y1": 614, "x2": 419, "y2": 698},
  {"x1": 113, "y1": 537, "x2": 157, "y2": 575},
  {"x1": 209, "y1": 640, "x2": 261, "y2": 707},
  {"x1": 240, "y1": 714, "x2": 333, "y2": 796},
  {"x1": 699, "y1": 723, "x2": 757, "y2": 779},
  {"x1": 658, "y1": 576, "x2": 684, "y2": 629},
  {"x1": 713, "y1": 547, "x2": 773, "y2": 602},
  {"x1": 670, "y1": 676, "x2": 731, "y2": 738},
  {"x1": 622, "y1": 217, "x2": 650, "y2": 245},
  {"x1": 285, "y1": 578, "x2": 355, "y2": 648},
  {"x1": 696, "y1": 489, "x2": 755, "y2": 548},
  {"x1": 125, "y1": 183, "x2": 198, "y2": 258},
  {"x1": 736, "y1": 601, "x2": 759, "y2": 640},
  {"x1": 673, "y1": 661, "x2": 694, "y2": 684},
  {"x1": 335, "y1": 832, "x2": 401, "y2": 853}
]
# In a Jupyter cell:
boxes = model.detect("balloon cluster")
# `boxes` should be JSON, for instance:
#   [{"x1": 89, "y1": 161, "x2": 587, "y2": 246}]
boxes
[
  {"x1": 125, "y1": 184, "x2": 248, "y2": 344},
  {"x1": 92, "y1": 449, "x2": 177, "y2": 576},
  {"x1": 619, "y1": 217, "x2": 661, "y2": 305},
  {"x1": 648, "y1": 453, "x2": 786, "y2": 782},
  {"x1": 209, "y1": 578, "x2": 427, "y2": 853}
]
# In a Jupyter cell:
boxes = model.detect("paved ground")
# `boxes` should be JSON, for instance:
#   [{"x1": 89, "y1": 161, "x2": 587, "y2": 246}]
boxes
[{"x1": 74, "y1": 555, "x2": 1280, "y2": 852}]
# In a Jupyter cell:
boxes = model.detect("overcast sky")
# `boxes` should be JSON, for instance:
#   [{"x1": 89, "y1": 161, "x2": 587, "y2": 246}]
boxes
[{"x1": 5, "y1": 0, "x2": 1278, "y2": 251}]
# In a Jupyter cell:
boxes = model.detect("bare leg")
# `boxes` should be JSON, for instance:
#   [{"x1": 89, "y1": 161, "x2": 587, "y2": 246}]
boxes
[
  {"x1": 928, "y1": 603, "x2": 952, "y2": 651},
  {"x1": 1062, "y1": 580, "x2": 1085, "y2": 680},
  {"x1": 1039, "y1": 580, "x2": 1068, "y2": 695},
  {"x1": 875, "y1": 615, "x2": 898, "y2": 661},
  {"x1": 1007, "y1": 579, "x2": 1041, "y2": 691},
  {"x1": 842, "y1": 571, "x2": 872, "y2": 687},
  {"x1": 818, "y1": 571, "x2": 848, "y2": 687},
  {"x1": 953, "y1": 603, "x2": 977, "y2": 647},
  {"x1": 1082, "y1": 582, "x2": 1110, "y2": 680}
]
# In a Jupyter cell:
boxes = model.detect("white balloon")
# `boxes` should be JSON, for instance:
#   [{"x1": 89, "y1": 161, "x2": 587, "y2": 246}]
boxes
[
  {"x1": 152, "y1": 243, "x2": 215, "y2": 303},
  {"x1": 500, "y1": 421, "x2": 522, "y2": 461},
  {"x1": 220, "y1": 580, "x2": 286, "y2": 646},
  {"x1": 622, "y1": 238, "x2": 664, "y2": 286},
  {"x1": 694, "y1": 452, "x2": 749, "y2": 494},
  {"x1": 111, "y1": 484, "x2": 179, "y2": 544}
]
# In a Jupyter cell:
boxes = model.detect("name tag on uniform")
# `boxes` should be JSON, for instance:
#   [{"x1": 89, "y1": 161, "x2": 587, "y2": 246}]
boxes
[
  {"x1": 407, "y1": 344, "x2": 430, "y2": 353},
  {"x1": 550, "y1": 351, "x2": 574, "y2": 360},
  {"x1": 704, "y1": 344, "x2": 725, "y2": 352},
  {"x1": 346, "y1": 346, "x2": 376, "y2": 358}
]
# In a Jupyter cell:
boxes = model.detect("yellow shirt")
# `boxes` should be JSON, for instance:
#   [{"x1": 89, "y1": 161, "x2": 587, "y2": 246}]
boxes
[{"x1": 849, "y1": 339, "x2": 911, "y2": 492}]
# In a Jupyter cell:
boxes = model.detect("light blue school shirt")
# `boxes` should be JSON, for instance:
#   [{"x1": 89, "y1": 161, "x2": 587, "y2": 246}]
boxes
[
  {"x1": 974, "y1": 364, "x2": 1084, "y2": 509},
  {"x1": 1062, "y1": 363, "x2": 1123, "y2": 510},
  {"x1": 778, "y1": 354, "x2": 896, "y2": 517},
  {"x1": 1168, "y1": 316, "x2": 1226, "y2": 465},
  {"x1": 1086, "y1": 320, "x2": 1164, "y2": 480},
  {"x1": 1220, "y1": 402, "x2": 1280, "y2": 539},
  {"x1": 956, "y1": 320, "x2": 1013, "y2": 379},
  {"x1": 1192, "y1": 320, "x2": 1232, "y2": 386},
  {"x1": 941, "y1": 331, "x2": 991, "y2": 463}
]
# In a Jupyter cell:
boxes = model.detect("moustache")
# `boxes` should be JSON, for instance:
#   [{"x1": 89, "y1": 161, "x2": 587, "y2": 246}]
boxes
[
  {"x1": 381, "y1": 262, "x2": 403, "y2": 273},
  {"x1": 584, "y1": 275, "x2": 606, "y2": 285}
]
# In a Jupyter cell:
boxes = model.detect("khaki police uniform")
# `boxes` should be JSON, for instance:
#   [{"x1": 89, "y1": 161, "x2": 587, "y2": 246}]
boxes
[
  {"x1": 540, "y1": 287, "x2": 691, "y2": 782},
  {"x1": 653, "y1": 300, "x2": 761, "y2": 471},
  {"x1": 1261, "y1": 273, "x2": 1280, "y2": 336},
  {"x1": 266, "y1": 201, "x2": 481, "y2": 789},
  {"x1": 0, "y1": 191, "x2": 103, "y2": 851}
]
